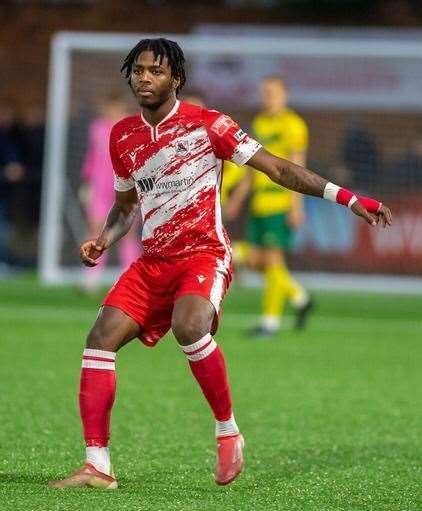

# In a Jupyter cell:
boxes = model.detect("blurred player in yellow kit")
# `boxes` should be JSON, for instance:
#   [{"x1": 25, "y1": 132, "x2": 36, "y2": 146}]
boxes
[{"x1": 226, "y1": 76, "x2": 313, "y2": 336}]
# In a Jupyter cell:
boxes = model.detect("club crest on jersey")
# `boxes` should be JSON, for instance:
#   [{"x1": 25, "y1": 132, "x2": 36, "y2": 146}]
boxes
[
  {"x1": 175, "y1": 139, "x2": 190, "y2": 157},
  {"x1": 210, "y1": 115, "x2": 236, "y2": 136}
]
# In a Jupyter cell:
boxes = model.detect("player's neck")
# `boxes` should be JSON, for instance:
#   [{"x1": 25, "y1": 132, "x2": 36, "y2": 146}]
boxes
[{"x1": 141, "y1": 96, "x2": 178, "y2": 126}]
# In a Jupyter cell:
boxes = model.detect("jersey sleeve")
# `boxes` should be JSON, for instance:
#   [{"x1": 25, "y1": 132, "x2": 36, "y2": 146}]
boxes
[
  {"x1": 203, "y1": 110, "x2": 262, "y2": 165},
  {"x1": 109, "y1": 125, "x2": 135, "y2": 192}
]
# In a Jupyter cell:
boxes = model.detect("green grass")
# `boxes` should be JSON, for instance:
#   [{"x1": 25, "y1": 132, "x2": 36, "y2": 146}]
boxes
[{"x1": 0, "y1": 275, "x2": 421, "y2": 510}]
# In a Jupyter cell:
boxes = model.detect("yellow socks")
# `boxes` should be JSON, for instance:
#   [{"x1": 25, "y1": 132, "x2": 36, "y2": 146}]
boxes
[
  {"x1": 280, "y1": 266, "x2": 308, "y2": 308},
  {"x1": 262, "y1": 265, "x2": 309, "y2": 330},
  {"x1": 262, "y1": 265, "x2": 286, "y2": 330}
]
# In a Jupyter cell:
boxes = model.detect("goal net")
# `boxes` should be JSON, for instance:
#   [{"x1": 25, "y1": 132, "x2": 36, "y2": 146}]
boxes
[{"x1": 39, "y1": 31, "x2": 422, "y2": 291}]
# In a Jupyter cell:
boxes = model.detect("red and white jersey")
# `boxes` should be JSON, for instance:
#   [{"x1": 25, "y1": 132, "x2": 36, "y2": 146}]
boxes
[{"x1": 110, "y1": 100, "x2": 261, "y2": 262}]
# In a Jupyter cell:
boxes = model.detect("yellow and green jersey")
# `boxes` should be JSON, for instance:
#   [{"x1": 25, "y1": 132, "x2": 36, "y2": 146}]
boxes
[
  {"x1": 221, "y1": 160, "x2": 246, "y2": 205},
  {"x1": 251, "y1": 108, "x2": 308, "y2": 217}
]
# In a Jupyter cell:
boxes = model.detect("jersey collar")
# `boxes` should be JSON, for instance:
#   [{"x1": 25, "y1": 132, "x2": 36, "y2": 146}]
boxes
[{"x1": 140, "y1": 99, "x2": 180, "y2": 129}]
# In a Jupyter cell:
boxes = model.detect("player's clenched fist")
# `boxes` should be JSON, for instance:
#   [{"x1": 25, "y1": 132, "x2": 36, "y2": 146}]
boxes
[{"x1": 79, "y1": 239, "x2": 106, "y2": 267}]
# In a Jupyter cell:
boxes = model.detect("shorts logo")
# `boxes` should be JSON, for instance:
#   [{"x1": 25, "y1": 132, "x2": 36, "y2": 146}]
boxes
[
  {"x1": 211, "y1": 115, "x2": 237, "y2": 136},
  {"x1": 234, "y1": 129, "x2": 246, "y2": 142},
  {"x1": 197, "y1": 274, "x2": 207, "y2": 283},
  {"x1": 175, "y1": 139, "x2": 189, "y2": 157}
]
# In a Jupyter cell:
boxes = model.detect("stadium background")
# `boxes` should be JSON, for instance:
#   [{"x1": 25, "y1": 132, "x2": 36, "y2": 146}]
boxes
[{"x1": 0, "y1": 1, "x2": 421, "y2": 510}]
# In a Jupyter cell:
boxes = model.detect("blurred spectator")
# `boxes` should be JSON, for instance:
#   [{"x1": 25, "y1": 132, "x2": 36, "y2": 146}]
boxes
[
  {"x1": 15, "y1": 105, "x2": 45, "y2": 228},
  {"x1": 340, "y1": 119, "x2": 379, "y2": 191},
  {"x1": 80, "y1": 92, "x2": 140, "y2": 291},
  {"x1": 0, "y1": 104, "x2": 26, "y2": 268},
  {"x1": 387, "y1": 129, "x2": 422, "y2": 190}
]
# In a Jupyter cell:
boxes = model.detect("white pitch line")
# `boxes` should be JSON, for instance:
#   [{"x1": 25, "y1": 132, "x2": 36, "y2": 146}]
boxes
[
  {"x1": 221, "y1": 312, "x2": 422, "y2": 332},
  {"x1": 1, "y1": 305, "x2": 421, "y2": 332}
]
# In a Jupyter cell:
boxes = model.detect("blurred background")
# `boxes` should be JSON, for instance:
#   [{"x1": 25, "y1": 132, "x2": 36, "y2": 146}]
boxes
[{"x1": 1, "y1": 0, "x2": 422, "y2": 291}]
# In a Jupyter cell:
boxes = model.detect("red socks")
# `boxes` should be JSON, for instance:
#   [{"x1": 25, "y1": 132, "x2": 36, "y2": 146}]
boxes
[
  {"x1": 79, "y1": 349, "x2": 116, "y2": 447},
  {"x1": 78, "y1": 338, "x2": 234, "y2": 446},
  {"x1": 182, "y1": 334, "x2": 232, "y2": 422}
]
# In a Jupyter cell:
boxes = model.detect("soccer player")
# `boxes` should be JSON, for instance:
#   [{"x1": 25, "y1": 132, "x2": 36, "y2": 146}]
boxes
[
  {"x1": 49, "y1": 38, "x2": 392, "y2": 490},
  {"x1": 225, "y1": 76, "x2": 312, "y2": 336}
]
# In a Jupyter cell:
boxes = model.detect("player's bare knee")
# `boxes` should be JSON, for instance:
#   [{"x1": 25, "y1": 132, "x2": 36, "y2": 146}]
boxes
[
  {"x1": 172, "y1": 315, "x2": 209, "y2": 346},
  {"x1": 86, "y1": 323, "x2": 119, "y2": 351}
]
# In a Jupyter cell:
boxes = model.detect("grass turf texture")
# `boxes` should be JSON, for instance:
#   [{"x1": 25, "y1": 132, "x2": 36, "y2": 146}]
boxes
[{"x1": 0, "y1": 275, "x2": 421, "y2": 511}]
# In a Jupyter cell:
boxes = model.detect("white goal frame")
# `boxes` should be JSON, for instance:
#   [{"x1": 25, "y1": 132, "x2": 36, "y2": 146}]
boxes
[{"x1": 39, "y1": 31, "x2": 422, "y2": 293}]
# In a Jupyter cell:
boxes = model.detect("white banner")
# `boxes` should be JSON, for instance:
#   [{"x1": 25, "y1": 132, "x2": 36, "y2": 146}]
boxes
[{"x1": 191, "y1": 26, "x2": 422, "y2": 110}]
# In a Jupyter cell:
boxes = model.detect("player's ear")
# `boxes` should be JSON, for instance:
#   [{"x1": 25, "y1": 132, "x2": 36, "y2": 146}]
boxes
[{"x1": 172, "y1": 76, "x2": 181, "y2": 91}]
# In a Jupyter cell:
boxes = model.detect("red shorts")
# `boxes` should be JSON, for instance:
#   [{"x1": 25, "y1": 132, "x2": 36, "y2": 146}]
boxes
[{"x1": 103, "y1": 253, "x2": 232, "y2": 347}]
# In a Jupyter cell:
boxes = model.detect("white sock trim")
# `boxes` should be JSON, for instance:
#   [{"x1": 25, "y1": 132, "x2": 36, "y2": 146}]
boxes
[
  {"x1": 215, "y1": 414, "x2": 239, "y2": 437},
  {"x1": 83, "y1": 349, "x2": 116, "y2": 360},
  {"x1": 82, "y1": 360, "x2": 115, "y2": 370},
  {"x1": 182, "y1": 333, "x2": 212, "y2": 353},
  {"x1": 185, "y1": 339, "x2": 217, "y2": 362}
]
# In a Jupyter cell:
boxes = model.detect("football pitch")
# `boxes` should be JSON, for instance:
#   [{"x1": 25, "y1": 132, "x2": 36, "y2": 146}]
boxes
[{"x1": 0, "y1": 275, "x2": 421, "y2": 511}]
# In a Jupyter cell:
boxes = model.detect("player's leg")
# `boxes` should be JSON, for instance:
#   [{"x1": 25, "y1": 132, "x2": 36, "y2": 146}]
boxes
[
  {"x1": 81, "y1": 306, "x2": 140, "y2": 468},
  {"x1": 268, "y1": 212, "x2": 312, "y2": 329},
  {"x1": 246, "y1": 214, "x2": 286, "y2": 336},
  {"x1": 279, "y1": 261, "x2": 313, "y2": 330},
  {"x1": 171, "y1": 294, "x2": 243, "y2": 485},
  {"x1": 247, "y1": 245, "x2": 265, "y2": 272},
  {"x1": 261, "y1": 246, "x2": 313, "y2": 332},
  {"x1": 245, "y1": 214, "x2": 265, "y2": 272},
  {"x1": 257, "y1": 213, "x2": 312, "y2": 336},
  {"x1": 49, "y1": 306, "x2": 140, "y2": 489},
  {"x1": 260, "y1": 246, "x2": 289, "y2": 335}
]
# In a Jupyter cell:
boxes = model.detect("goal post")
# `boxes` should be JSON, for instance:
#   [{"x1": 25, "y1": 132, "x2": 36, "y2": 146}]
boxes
[{"x1": 39, "y1": 31, "x2": 422, "y2": 292}]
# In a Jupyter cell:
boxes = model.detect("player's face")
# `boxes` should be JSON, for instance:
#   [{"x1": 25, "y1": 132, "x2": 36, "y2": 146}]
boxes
[
  {"x1": 260, "y1": 79, "x2": 288, "y2": 114},
  {"x1": 130, "y1": 51, "x2": 179, "y2": 109}
]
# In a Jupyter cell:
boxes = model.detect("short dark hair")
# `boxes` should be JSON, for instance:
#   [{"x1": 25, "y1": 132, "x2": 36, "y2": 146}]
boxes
[{"x1": 121, "y1": 37, "x2": 186, "y2": 95}]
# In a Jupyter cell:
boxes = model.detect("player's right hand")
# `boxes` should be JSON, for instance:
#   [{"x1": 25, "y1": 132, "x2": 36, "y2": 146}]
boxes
[
  {"x1": 80, "y1": 239, "x2": 106, "y2": 267},
  {"x1": 375, "y1": 204, "x2": 393, "y2": 228},
  {"x1": 351, "y1": 201, "x2": 392, "y2": 228}
]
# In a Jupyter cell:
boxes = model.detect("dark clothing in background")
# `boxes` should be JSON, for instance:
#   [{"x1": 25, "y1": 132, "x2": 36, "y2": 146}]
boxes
[
  {"x1": 15, "y1": 121, "x2": 45, "y2": 224},
  {"x1": 0, "y1": 125, "x2": 23, "y2": 262},
  {"x1": 341, "y1": 124, "x2": 379, "y2": 191}
]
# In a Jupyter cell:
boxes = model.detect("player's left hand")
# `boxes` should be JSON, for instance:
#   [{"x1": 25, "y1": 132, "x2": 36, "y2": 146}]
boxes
[{"x1": 351, "y1": 201, "x2": 392, "y2": 228}]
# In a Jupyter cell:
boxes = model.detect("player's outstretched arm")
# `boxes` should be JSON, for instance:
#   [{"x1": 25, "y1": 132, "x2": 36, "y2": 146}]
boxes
[
  {"x1": 80, "y1": 188, "x2": 139, "y2": 267},
  {"x1": 247, "y1": 147, "x2": 392, "y2": 227}
]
